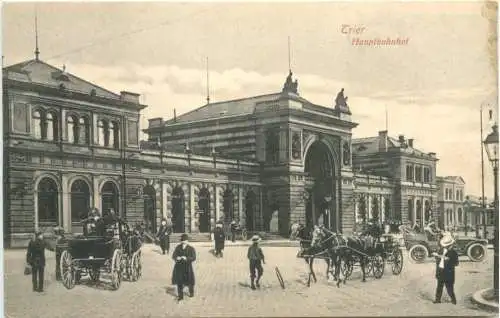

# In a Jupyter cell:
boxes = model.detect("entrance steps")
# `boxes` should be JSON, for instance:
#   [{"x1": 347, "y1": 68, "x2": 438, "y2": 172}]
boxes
[
  {"x1": 258, "y1": 232, "x2": 287, "y2": 240},
  {"x1": 170, "y1": 232, "x2": 212, "y2": 243}
]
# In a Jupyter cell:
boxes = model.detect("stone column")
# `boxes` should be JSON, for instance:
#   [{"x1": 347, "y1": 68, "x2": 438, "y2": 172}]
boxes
[
  {"x1": 238, "y1": 186, "x2": 244, "y2": 225},
  {"x1": 61, "y1": 175, "x2": 70, "y2": 231},
  {"x1": 367, "y1": 194, "x2": 372, "y2": 220},
  {"x1": 215, "y1": 184, "x2": 220, "y2": 222},
  {"x1": 413, "y1": 197, "x2": 417, "y2": 223},
  {"x1": 162, "y1": 182, "x2": 168, "y2": 218},
  {"x1": 190, "y1": 183, "x2": 196, "y2": 233},
  {"x1": 93, "y1": 177, "x2": 101, "y2": 213},
  {"x1": 380, "y1": 195, "x2": 384, "y2": 223}
]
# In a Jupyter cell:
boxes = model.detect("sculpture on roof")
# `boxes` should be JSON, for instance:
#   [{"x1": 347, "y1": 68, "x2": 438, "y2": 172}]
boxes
[
  {"x1": 335, "y1": 88, "x2": 348, "y2": 107},
  {"x1": 282, "y1": 70, "x2": 298, "y2": 94}
]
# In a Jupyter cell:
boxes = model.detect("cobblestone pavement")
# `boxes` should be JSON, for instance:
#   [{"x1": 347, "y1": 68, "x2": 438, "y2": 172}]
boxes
[{"x1": 4, "y1": 243, "x2": 495, "y2": 317}]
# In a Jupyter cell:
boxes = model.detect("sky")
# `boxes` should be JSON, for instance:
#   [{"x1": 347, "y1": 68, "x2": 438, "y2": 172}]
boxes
[{"x1": 2, "y1": 2, "x2": 498, "y2": 197}]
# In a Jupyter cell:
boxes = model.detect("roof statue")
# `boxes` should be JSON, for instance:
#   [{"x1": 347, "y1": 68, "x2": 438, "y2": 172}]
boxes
[
  {"x1": 282, "y1": 70, "x2": 298, "y2": 94},
  {"x1": 335, "y1": 88, "x2": 348, "y2": 107}
]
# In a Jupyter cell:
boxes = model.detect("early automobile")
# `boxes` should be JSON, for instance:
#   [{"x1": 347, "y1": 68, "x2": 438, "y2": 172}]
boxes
[{"x1": 404, "y1": 231, "x2": 488, "y2": 263}]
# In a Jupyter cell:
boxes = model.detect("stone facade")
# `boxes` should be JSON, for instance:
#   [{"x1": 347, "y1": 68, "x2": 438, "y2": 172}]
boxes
[{"x1": 4, "y1": 60, "x2": 449, "y2": 247}]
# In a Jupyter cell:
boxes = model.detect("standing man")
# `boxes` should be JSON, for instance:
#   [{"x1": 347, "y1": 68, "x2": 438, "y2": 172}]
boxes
[
  {"x1": 213, "y1": 222, "x2": 225, "y2": 258},
  {"x1": 172, "y1": 234, "x2": 196, "y2": 301},
  {"x1": 26, "y1": 230, "x2": 47, "y2": 292},
  {"x1": 157, "y1": 218, "x2": 171, "y2": 255},
  {"x1": 247, "y1": 235, "x2": 265, "y2": 290},
  {"x1": 432, "y1": 235, "x2": 459, "y2": 304},
  {"x1": 230, "y1": 220, "x2": 237, "y2": 242}
]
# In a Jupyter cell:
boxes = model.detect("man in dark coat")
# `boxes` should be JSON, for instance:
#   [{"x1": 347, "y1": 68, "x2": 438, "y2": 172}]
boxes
[
  {"x1": 230, "y1": 220, "x2": 238, "y2": 242},
  {"x1": 432, "y1": 235, "x2": 459, "y2": 304},
  {"x1": 172, "y1": 233, "x2": 196, "y2": 301},
  {"x1": 26, "y1": 230, "x2": 47, "y2": 292},
  {"x1": 157, "y1": 218, "x2": 172, "y2": 255},
  {"x1": 213, "y1": 222, "x2": 225, "y2": 258}
]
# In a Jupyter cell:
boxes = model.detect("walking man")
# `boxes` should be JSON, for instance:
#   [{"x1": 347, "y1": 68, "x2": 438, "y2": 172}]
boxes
[
  {"x1": 432, "y1": 235, "x2": 459, "y2": 304},
  {"x1": 157, "y1": 218, "x2": 171, "y2": 255},
  {"x1": 26, "y1": 230, "x2": 47, "y2": 292},
  {"x1": 172, "y1": 234, "x2": 196, "y2": 301},
  {"x1": 213, "y1": 222, "x2": 225, "y2": 257},
  {"x1": 230, "y1": 220, "x2": 237, "y2": 242},
  {"x1": 247, "y1": 235, "x2": 265, "y2": 290}
]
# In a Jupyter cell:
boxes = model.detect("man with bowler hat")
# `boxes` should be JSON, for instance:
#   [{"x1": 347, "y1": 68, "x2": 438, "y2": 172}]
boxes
[
  {"x1": 26, "y1": 230, "x2": 47, "y2": 292},
  {"x1": 213, "y1": 221, "x2": 225, "y2": 257},
  {"x1": 172, "y1": 234, "x2": 196, "y2": 301},
  {"x1": 432, "y1": 234, "x2": 459, "y2": 304}
]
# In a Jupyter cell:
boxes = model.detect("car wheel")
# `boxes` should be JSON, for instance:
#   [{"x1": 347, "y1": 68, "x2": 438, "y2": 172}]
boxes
[
  {"x1": 409, "y1": 244, "x2": 428, "y2": 263},
  {"x1": 467, "y1": 243, "x2": 486, "y2": 262}
]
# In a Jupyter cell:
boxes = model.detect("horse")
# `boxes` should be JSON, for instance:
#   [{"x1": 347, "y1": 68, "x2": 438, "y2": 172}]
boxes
[{"x1": 290, "y1": 223, "x2": 344, "y2": 287}]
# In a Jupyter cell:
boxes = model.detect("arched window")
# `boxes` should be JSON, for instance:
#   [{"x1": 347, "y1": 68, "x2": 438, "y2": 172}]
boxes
[
  {"x1": 109, "y1": 122, "x2": 115, "y2": 148},
  {"x1": 37, "y1": 177, "x2": 59, "y2": 225},
  {"x1": 67, "y1": 115, "x2": 78, "y2": 144},
  {"x1": 79, "y1": 117, "x2": 90, "y2": 144},
  {"x1": 98, "y1": 120, "x2": 110, "y2": 146},
  {"x1": 112, "y1": 121, "x2": 120, "y2": 148},
  {"x1": 33, "y1": 110, "x2": 43, "y2": 139},
  {"x1": 456, "y1": 190, "x2": 460, "y2": 201},
  {"x1": 46, "y1": 112, "x2": 54, "y2": 141}
]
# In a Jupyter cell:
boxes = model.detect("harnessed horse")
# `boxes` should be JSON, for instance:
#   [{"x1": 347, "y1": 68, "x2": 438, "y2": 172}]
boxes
[{"x1": 290, "y1": 223, "x2": 346, "y2": 287}]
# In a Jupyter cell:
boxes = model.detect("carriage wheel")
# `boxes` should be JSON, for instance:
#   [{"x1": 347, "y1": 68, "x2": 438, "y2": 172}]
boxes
[
  {"x1": 391, "y1": 248, "x2": 403, "y2": 275},
  {"x1": 135, "y1": 251, "x2": 142, "y2": 279},
  {"x1": 365, "y1": 258, "x2": 373, "y2": 276},
  {"x1": 60, "y1": 250, "x2": 75, "y2": 290},
  {"x1": 89, "y1": 266, "x2": 100, "y2": 282},
  {"x1": 372, "y1": 254, "x2": 385, "y2": 279},
  {"x1": 130, "y1": 253, "x2": 139, "y2": 282},
  {"x1": 241, "y1": 229, "x2": 248, "y2": 241},
  {"x1": 341, "y1": 259, "x2": 353, "y2": 278},
  {"x1": 111, "y1": 249, "x2": 122, "y2": 290}
]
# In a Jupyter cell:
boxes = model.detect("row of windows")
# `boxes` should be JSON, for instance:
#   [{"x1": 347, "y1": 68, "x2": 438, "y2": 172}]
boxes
[
  {"x1": 405, "y1": 164, "x2": 432, "y2": 182},
  {"x1": 444, "y1": 188, "x2": 463, "y2": 201},
  {"x1": 32, "y1": 110, "x2": 120, "y2": 148}
]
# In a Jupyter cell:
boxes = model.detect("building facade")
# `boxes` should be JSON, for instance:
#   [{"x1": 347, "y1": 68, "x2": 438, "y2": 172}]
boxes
[
  {"x1": 436, "y1": 176, "x2": 466, "y2": 230},
  {"x1": 4, "y1": 60, "x2": 444, "y2": 247}
]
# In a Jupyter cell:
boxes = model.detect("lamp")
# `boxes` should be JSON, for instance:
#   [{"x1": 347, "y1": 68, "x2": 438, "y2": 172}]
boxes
[{"x1": 483, "y1": 123, "x2": 498, "y2": 300}]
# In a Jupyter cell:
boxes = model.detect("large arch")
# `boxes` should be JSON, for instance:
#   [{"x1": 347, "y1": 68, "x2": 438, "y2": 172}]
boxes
[
  {"x1": 171, "y1": 186, "x2": 185, "y2": 233},
  {"x1": 304, "y1": 140, "x2": 338, "y2": 231},
  {"x1": 144, "y1": 185, "x2": 157, "y2": 233},
  {"x1": 37, "y1": 177, "x2": 60, "y2": 228},
  {"x1": 198, "y1": 188, "x2": 210, "y2": 233},
  {"x1": 101, "y1": 181, "x2": 119, "y2": 217}
]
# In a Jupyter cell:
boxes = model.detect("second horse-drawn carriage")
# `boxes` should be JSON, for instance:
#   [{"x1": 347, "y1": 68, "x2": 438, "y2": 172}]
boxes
[{"x1": 57, "y1": 212, "x2": 142, "y2": 290}]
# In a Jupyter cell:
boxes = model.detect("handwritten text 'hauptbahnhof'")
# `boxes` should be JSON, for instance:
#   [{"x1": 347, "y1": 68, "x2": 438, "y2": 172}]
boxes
[{"x1": 341, "y1": 24, "x2": 410, "y2": 47}]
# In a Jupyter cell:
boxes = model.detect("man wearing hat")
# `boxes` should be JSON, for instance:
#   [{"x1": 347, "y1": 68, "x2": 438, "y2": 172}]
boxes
[
  {"x1": 432, "y1": 234, "x2": 459, "y2": 304},
  {"x1": 171, "y1": 234, "x2": 196, "y2": 301},
  {"x1": 157, "y1": 217, "x2": 172, "y2": 255},
  {"x1": 26, "y1": 230, "x2": 48, "y2": 292},
  {"x1": 247, "y1": 235, "x2": 265, "y2": 290},
  {"x1": 213, "y1": 222, "x2": 225, "y2": 258}
]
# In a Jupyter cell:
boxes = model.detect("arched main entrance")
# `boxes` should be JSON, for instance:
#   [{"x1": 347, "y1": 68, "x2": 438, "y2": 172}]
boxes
[
  {"x1": 171, "y1": 187, "x2": 185, "y2": 233},
  {"x1": 198, "y1": 188, "x2": 210, "y2": 232},
  {"x1": 245, "y1": 191, "x2": 257, "y2": 231},
  {"x1": 70, "y1": 179, "x2": 90, "y2": 233},
  {"x1": 223, "y1": 189, "x2": 234, "y2": 223},
  {"x1": 144, "y1": 186, "x2": 156, "y2": 234},
  {"x1": 37, "y1": 177, "x2": 59, "y2": 227},
  {"x1": 101, "y1": 181, "x2": 119, "y2": 217},
  {"x1": 304, "y1": 141, "x2": 337, "y2": 230}
]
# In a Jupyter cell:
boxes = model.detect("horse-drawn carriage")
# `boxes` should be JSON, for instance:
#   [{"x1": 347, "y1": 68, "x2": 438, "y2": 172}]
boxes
[{"x1": 57, "y1": 214, "x2": 142, "y2": 290}]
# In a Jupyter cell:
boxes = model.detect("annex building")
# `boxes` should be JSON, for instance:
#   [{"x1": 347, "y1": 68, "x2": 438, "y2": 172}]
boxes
[{"x1": 4, "y1": 58, "x2": 442, "y2": 247}]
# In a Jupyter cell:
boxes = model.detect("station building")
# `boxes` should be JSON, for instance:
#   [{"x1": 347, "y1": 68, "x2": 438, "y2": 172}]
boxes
[{"x1": 3, "y1": 58, "x2": 441, "y2": 247}]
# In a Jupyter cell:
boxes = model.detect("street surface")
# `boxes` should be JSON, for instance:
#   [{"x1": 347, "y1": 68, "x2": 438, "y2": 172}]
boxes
[{"x1": 4, "y1": 243, "x2": 496, "y2": 317}]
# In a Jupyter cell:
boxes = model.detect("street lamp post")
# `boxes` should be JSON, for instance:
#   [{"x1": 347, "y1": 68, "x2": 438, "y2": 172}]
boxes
[{"x1": 483, "y1": 123, "x2": 498, "y2": 300}]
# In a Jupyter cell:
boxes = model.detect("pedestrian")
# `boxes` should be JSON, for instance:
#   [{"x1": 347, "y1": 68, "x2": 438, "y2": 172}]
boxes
[
  {"x1": 432, "y1": 235, "x2": 459, "y2": 305},
  {"x1": 230, "y1": 220, "x2": 237, "y2": 242},
  {"x1": 172, "y1": 234, "x2": 196, "y2": 301},
  {"x1": 157, "y1": 218, "x2": 171, "y2": 255},
  {"x1": 213, "y1": 222, "x2": 225, "y2": 257},
  {"x1": 247, "y1": 235, "x2": 265, "y2": 290},
  {"x1": 26, "y1": 230, "x2": 47, "y2": 292}
]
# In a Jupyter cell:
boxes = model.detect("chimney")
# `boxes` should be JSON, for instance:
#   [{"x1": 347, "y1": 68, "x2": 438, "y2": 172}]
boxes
[
  {"x1": 120, "y1": 91, "x2": 140, "y2": 104},
  {"x1": 378, "y1": 130, "x2": 388, "y2": 152},
  {"x1": 408, "y1": 138, "x2": 414, "y2": 148}
]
